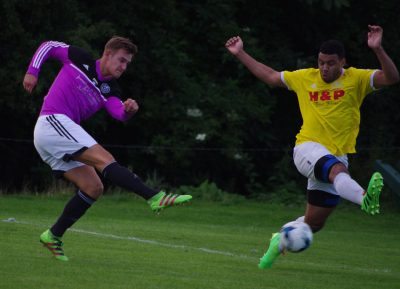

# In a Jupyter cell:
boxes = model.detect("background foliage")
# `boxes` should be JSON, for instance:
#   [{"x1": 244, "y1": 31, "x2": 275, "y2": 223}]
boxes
[{"x1": 1, "y1": 0, "x2": 399, "y2": 196}]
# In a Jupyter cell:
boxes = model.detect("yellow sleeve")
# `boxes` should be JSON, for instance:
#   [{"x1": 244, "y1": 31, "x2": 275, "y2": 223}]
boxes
[
  {"x1": 282, "y1": 69, "x2": 308, "y2": 91},
  {"x1": 353, "y1": 68, "x2": 377, "y2": 103}
]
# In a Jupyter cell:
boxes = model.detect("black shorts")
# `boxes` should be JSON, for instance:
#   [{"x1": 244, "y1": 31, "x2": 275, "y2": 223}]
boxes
[{"x1": 307, "y1": 189, "x2": 341, "y2": 208}]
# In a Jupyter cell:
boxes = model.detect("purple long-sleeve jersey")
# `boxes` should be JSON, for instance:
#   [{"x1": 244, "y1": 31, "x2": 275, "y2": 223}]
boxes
[{"x1": 27, "y1": 41, "x2": 132, "y2": 124}]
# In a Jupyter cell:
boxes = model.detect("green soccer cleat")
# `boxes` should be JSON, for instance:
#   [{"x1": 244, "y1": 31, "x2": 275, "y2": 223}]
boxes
[
  {"x1": 258, "y1": 232, "x2": 282, "y2": 269},
  {"x1": 40, "y1": 229, "x2": 69, "y2": 261},
  {"x1": 148, "y1": 191, "x2": 192, "y2": 212},
  {"x1": 361, "y1": 172, "x2": 383, "y2": 215}
]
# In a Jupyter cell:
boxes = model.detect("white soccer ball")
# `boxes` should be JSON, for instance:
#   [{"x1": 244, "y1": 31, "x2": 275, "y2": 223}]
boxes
[{"x1": 280, "y1": 221, "x2": 313, "y2": 253}]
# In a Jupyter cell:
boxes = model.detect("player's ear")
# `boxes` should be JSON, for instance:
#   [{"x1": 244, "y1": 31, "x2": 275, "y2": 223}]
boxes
[
  {"x1": 340, "y1": 57, "x2": 346, "y2": 67},
  {"x1": 103, "y1": 48, "x2": 113, "y2": 58}
]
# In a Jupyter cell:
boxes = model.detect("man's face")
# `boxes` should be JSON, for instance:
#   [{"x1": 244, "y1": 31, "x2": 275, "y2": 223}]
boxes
[
  {"x1": 104, "y1": 49, "x2": 133, "y2": 78},
  {"x1": 318, "y1": 53, "x2": 345, "y2": 83}
]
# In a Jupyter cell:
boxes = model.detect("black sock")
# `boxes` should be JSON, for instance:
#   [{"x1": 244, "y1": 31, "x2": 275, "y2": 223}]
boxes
[
  {"x1": 50, "y1": 191, "x2": 95, "y2": 237},
  {"x1": 102, "y1": 162, "x2": 157, "y2": 200}
]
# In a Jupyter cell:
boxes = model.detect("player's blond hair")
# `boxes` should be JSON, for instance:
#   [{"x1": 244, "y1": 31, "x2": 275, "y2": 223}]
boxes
[{"x1": 105, "y1": 36, "x2": 138, "y2": 55}]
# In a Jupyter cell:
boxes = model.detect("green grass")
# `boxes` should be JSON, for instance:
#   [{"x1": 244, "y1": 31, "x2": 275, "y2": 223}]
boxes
[{"x1": 0, "y1": 194, "x2": 399, "y2": 289}]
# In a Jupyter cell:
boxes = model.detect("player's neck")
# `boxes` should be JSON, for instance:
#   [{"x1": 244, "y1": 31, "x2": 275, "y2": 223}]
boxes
[{"x1": 98, "y1": 58, "x2": 112, "y2": 79}]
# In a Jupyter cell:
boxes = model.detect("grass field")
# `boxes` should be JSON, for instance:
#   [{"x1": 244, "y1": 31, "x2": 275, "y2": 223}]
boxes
[{"x1": 0, "y1": 194, "x2": 399, "y2": 289}]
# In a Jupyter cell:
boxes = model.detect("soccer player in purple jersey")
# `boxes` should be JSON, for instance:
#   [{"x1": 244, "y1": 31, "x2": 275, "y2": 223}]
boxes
[{"x1": 23, "y1": 36, "x2": 192, "y2": 261}]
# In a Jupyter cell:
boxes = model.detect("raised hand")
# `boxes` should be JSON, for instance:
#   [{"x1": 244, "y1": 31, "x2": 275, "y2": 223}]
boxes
[
  {"x1": 367, "y1": 25, "x2": 383, "y2": 50},
  {"x1": 225, "y1": 36, "x2": 243, "y2": 55}
]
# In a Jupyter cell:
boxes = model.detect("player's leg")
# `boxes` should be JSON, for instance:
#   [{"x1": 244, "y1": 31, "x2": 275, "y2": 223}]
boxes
[
  {"x1": 259, "y1": 142, "x2": 341, "y2": 269},
  {"x1": 303, "y1": 190, "x2": 339, "y2": 232},
  {"x1": 74, "y1": 144, "x2": 157, "y2": 199},
  {"x1": 258, "y1": 189, "x2": 338, "y2": 269},
  {"x1": 40, "y1": 165, "x2": 101, "y2": 261},
  {"x1": 295, "y1": 142, "x2": 382, "y2": 214},
  {"x1": 74, "y1": 144, "x2": 192, "y2": 211},
  {"x1": 35, "y1": 115, "x2": 103, "y2": 260},
  {"x1": 35, "y1": 114, "x2": 162, "y2": 202},
  {"x1": 320, "y1": 156, "x2": 383, "y2": 215},
  {"x1": 54, "y1": 165, "x2": 101, "y2": 235},
  {"x1": 304, "y1": 204, "x2": 335, "y2": 232}
]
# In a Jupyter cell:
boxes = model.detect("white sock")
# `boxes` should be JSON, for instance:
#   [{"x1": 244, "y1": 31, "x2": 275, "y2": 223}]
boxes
[
  {"x1": 296, "y1": 216, "x2": 305, "y2": 222},
  {"x1": 333, "y1": 172, "x2": 364, "y2": 205}
]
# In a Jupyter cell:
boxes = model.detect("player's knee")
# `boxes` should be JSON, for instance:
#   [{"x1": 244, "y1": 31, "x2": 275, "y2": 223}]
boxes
[
  {"x1": 82, "y1": 182, "x2": 104, "y2": 199},
  {"x1": 314, "y1": 155, "x2": 342, "y2": 183}
]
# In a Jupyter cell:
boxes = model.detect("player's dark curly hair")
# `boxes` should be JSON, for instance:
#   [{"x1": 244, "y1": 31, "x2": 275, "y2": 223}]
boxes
[{"x1": 319, "y1": 40, "x2": 345, "y2": 59}]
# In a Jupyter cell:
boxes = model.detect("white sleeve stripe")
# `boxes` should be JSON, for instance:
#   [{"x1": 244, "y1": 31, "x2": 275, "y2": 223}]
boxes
[
  {"x1": 280, "y1": 71, "x2": 290, "y2": 90},
  {"x1": 33, "y1": 45, "x2": 52, "y2": 68},
  {"x1": 370, "y1": 70, "x2": 378, "y2": 90},
  {"x1": 32, "y1": 41, "x2": 69, "y2": 69},
  {"x1": 33, "y1": 41, "x2": 69, "y2": 68}
]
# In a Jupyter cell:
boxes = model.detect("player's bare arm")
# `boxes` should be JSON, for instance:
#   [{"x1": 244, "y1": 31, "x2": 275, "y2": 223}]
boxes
[
  {"x1": 225, "y1": 36, "x2": 284, "y2": 88},
  {"x1": 368, "y1": 25, "x2": 400, "y2": 88},
  {"x1": 23, "y1": 73, "x2": 38, "y2": 94}
]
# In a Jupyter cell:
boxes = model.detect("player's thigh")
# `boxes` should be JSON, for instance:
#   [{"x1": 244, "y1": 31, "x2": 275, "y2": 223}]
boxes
[
  {"x1": 34, "y1": 114, "x2": 98, "y2": 162},
  {"x1": 293, "y1": 141, "x2": 348, "y2": 182},
  {"x1": 73, "y1": 144, "x2": 115, "y2": 171},
  {"x1": 63, "y1": 165, "x2": 104, "y2": 199}
]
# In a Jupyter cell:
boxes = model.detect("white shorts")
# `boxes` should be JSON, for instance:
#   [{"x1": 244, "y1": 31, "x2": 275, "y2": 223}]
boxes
[
  {"x1": 34, "y1": 114, "x2": 97, "y2": 173},
  {"x1": 293, "y1": 141, "x2": 348, "y2": 195}
]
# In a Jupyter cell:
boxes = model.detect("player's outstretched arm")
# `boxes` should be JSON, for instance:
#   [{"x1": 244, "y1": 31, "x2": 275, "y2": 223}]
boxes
[
  {"x1": 368, "y1": 25, "x2": 400, "y2": 88},
  {"x1": 225, "y1": 36, "x2": 284, "y2": 88}
]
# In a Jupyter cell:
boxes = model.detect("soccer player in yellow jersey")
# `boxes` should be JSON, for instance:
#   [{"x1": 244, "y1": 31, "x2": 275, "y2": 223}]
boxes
[{"x1": 225, "y1": 25, "x2": 399, "y2": 269}]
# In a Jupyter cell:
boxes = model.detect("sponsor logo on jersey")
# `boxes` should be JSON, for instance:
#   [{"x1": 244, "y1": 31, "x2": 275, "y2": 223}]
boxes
[{"x1": 309, "y1": 89, "x2": 345, "y2": 101}]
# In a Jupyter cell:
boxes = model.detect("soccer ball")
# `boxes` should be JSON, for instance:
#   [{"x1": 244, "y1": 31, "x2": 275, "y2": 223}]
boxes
[{"x1": 280, "y1": 221, "x2": 313, "y2": 253}]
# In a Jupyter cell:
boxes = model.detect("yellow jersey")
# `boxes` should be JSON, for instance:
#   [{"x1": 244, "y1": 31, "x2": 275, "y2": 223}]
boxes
[{"x1": 282, "y1": 67, "x2": 376, "y2": 155}]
